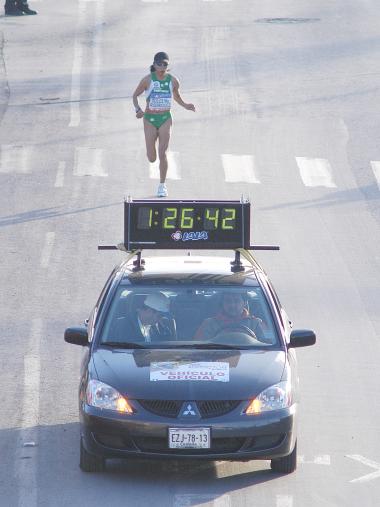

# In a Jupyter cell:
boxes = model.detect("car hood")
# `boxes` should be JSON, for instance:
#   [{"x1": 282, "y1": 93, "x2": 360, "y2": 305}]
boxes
[{"x1": 91, "y1": 348, "x2": 286, "y2": 400}]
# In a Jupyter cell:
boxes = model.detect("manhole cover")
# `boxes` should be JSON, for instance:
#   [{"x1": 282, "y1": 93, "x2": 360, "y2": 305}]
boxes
[{"x1": 255, "y1": 17, "x2": 320, "y2": 24}]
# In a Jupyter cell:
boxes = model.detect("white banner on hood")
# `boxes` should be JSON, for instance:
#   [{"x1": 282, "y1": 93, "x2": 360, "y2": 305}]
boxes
[{"x1": 150, "y1": 361, "x2": 230, "y2": 382}]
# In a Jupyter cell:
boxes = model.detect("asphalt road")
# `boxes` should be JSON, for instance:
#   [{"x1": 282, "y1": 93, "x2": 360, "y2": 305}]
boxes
[{"x1": 1, "y1": 0, "x2": 380, "y2": 506}]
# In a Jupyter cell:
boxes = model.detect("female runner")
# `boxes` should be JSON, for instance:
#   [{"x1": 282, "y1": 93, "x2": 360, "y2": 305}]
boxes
[{"x1": 132, "y1": 52, "x2": 195, "y2": 197}]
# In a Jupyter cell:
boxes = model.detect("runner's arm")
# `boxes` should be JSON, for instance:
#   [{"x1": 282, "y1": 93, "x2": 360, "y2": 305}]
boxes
[
  {"x1": 172, "y1": 77, "x2": 195, "y2": 111},
  {"x1": 132, "y1": 76, "x2": 149, "y2": 113}
]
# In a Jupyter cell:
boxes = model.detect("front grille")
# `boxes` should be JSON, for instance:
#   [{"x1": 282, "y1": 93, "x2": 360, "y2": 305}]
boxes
[
  {"x1": 133, "y1": 436, "x2": 245, "y2": 454},
  {"x1": 138, "y1": 399, "x2": 182, "y2": 418},
  {"x1": 138, "y1": 400, "x2": 241, "y2": 418},
  {"x1": 198, "y1": 400, "x2": 241, "y2": 418}
]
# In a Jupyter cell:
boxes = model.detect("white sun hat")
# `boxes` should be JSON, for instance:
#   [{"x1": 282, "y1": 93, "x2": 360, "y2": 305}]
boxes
[{"x1": 144, "y1": 293, "x2": 169, "y2": 313}]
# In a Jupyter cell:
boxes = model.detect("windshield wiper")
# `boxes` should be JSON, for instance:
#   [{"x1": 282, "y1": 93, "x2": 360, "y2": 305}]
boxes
[
  {"x1": 175, "y1": 343, "x2": 242, "y2": 350},
  {"x1": 99, "y1": 341, "x2": 148, "y2": 349}
]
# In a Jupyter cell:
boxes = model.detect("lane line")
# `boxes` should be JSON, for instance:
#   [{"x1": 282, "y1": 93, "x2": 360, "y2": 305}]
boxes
[
  {"x1": 221, "y1": 154, "x2": 260, "y2": 183},
  {"x1": 370, "y1": 161, "x2": 380, "y2": 190},
  {"x1": 149, "y1": 151, "x2": 181, "y2": 180},
  {"x1": 55, "y1": 161, "x2": 65, "y2": 188},
  {"x1": 16, "y1": 317, "x2": 42, "y2": 507},
  {"x1": 40, "y1": 232, "x2": 55, "y2": 268},
  {"x1": 0, "y1": 145, "x2": 31, "y2": 174},
  {"x1": 74, "y1": 147, "x2": 107, "y2": 176},
  {"x1": 89, "y1": 0, "x2": 105, "y2": 124},
  {"x1": 295, "y1": 157, "x2": 337, "y2": 188},
  {"x1": 141, "y1": 0, "x2": 168, "y2": 3},
  {"x1": 69, "y1": 1, "x2": 87, "y2": 127}
]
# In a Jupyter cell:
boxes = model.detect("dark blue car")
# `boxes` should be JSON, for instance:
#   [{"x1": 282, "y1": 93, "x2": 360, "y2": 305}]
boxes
[{"x1": 65, "y1": 253, "x2": 315, "y2": 474}]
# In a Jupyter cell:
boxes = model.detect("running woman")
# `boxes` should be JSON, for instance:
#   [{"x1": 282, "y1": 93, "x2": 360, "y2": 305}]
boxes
[{"x1": 132, "y1": 52, "x2": 195, "y2": 197}]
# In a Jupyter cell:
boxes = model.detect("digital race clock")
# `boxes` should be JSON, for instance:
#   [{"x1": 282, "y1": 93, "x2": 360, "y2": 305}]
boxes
[{"x1": 124, "y1": 200, "x2": 250, "y2": 250}]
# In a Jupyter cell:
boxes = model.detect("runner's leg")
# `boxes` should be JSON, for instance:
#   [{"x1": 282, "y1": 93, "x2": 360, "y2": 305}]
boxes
[
  {"x1": 143, "y1": 119, "x2": 158, "y2": 163},
  {"x1": 157, "y1": 118, "x2": 172, "y2": 183}
]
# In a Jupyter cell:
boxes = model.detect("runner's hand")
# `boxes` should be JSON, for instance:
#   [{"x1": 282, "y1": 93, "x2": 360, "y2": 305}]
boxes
[
  {"x1": 136, "y1": 110, "x2": 144, "y2": 119},
  {"x1": 185, "y1": 103, "x2": 196, "y2": 112}
]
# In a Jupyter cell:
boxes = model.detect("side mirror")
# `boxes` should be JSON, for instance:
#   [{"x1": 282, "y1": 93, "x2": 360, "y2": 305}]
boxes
[
  {"x1": 288, "y1": 329, "x2": 316, "y2": 348},
  {"x1": 64, "y1": 327, "x2": 89, "y2": 346}
]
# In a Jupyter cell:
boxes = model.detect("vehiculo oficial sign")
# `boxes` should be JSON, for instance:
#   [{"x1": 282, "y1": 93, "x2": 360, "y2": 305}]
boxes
[{"x1": 150, "y1": 361, "x2": 230, "y2": 382}]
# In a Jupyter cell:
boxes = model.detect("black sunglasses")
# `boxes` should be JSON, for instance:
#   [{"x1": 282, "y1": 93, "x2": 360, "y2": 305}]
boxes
[{"x1": 155, "y1": 61, "x2": 169, "y2": 67}]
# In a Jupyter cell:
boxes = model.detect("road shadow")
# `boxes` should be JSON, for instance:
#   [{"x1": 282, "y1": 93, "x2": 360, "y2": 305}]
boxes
[{"x1": 3, "y1": 421, "x2": 284, "y2": 507}]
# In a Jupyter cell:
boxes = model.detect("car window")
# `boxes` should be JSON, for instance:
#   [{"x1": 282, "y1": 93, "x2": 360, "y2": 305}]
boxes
[{"x1": 98, "y1": 286, "x2": 280, "y2": 349}]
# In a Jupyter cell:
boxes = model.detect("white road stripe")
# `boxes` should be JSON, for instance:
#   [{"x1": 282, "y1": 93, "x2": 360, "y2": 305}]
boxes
[
  {"x1": 74, "y1": 147, "x2": 107, "y2": 176},
  {"x1": 0, "y1": 145, "x2": 31, "y2": 173},
  {"x1": 69, "y1": 1, "x2": 87, "y2": 127},
  {"x1": 299, "y1": 454, "x2": 331, "y2": 465},
  {"x1": 173, "y1": 495, "x2": 231, "y2": 506},
  {"x1": 370, "y1": 161, "x2": 380, "y2": 190},
  {"x1": 16, "y1": 317, "x2": 42, "y2": 507},
  {"x1": 276, "y1": 496, "x2": 293, "y2": 507},
  {"x1": 89, "y1": 0, "x2": 105, "y2": 124},
  {"x1": 149, "y1": 151, "x2": 181, "y2": 180},
  {"x1": 55, "y1": 161, "x2": 65, "y2": 187},
  {"x1": 222, "y1": 154, "x2": 260, "y2": 183},
  {"x1": 296, "y1": 157, "x2": 336, "y2": 188},
  {"x1": 40, "y1": 232, "x2": 55, "y2": 268},
  {"x1": 347, "y1": 454, "x2": 380, "y2": 483},
  {"x1": 142, "y1": 0, "x2": 168, "y2": 3}
]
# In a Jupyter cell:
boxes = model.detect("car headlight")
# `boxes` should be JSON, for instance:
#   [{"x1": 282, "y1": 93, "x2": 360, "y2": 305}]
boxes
[
  {"x1": 245, "y1": 381, "x2": 292, "y2": 415},
  {"x1": 86, "y1": 380, "x2": 134, "y2": 414}
]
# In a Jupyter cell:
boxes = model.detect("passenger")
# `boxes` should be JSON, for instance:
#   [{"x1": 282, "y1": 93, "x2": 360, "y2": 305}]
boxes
[
  {"x1": 126, "y1": 293, "x2": 175, "y2": 342},
  {"x1": 194, "y1": 293, "x2": 267, "y2": 342}
]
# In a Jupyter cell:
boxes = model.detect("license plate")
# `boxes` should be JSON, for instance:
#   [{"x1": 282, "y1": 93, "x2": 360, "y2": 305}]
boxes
[{"x1": 168, "y1": 428, "x2": 211, "y2": 449}]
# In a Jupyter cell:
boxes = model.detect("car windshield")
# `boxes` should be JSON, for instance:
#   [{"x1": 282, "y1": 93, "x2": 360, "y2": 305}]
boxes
[{"x1": 98, "y1": 286, "x2": 280, "y2": 349}]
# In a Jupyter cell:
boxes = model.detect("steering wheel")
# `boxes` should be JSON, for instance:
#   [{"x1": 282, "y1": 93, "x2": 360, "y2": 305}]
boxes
[{"x1": 214, "y1": 323, "x2": 258, "y2": 339}]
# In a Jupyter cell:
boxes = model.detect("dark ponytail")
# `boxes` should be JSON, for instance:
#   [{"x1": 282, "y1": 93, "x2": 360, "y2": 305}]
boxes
[{"x1": 150, "y1": 64, "x2": 155, "y2": 73}]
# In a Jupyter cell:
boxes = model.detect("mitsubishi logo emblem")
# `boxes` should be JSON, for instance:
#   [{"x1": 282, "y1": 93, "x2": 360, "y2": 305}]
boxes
[{"x1": 182, "y1": 403, "x2": 196, "y2": 416}]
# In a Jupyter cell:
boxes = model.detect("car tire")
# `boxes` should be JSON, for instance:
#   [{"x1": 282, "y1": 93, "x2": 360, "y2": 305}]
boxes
[
  {"x1": 270, "y1": 440, "x2": 297, "y2": 474},
  {"x1": 80, "y1": 438, "x2": 105, "y2": 472}
]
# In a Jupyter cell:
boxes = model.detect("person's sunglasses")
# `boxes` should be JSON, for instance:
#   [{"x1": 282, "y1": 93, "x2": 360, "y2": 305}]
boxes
[{"x1": 155, "y1": 61, "x2": 169, "y2": 67}]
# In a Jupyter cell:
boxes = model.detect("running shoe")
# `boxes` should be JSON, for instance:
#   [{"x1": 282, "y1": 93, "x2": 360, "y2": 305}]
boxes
[{"x1": 157, "y1": 183, "x2": 168, "y2": 197}]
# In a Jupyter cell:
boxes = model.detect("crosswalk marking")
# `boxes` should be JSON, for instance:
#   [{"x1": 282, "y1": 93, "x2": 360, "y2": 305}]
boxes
[
  {"x1": 370, "y1": 161, "x2": 380, "y2": 190},
  {"x1": 299, "y1": 454, "x2": 331, "y2": 465},
  {"x1": 0, "y1": 145, "x2": 32, "y2": 174},
  {"x1": 222, "y1": 154, "x2": 260, "y2": 183},
  {"x1": 295, "y1": 156, "x2": 337, "y2": 188},
  {"x1": 149, "y1": 151, "x2": 181, "y2": 180},
  {"x1": 74, "y1": 147, "x2": 107, "y2": 176}
]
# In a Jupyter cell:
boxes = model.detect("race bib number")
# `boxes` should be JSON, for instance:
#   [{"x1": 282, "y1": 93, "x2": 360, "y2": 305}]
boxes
[{"x1": 149, "y1": 91, "x2": 171, "y2": 111}]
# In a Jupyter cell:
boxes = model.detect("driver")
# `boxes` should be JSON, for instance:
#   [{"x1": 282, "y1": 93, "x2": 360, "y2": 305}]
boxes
[{"x1": 194, "y1": 293, "x2": 266, "y2": 342}]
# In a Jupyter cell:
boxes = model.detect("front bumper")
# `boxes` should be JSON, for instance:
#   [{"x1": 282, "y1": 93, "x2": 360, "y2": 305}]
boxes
[{"x1": 80, "y1": 402, "x2": 297, "y2": 461}]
